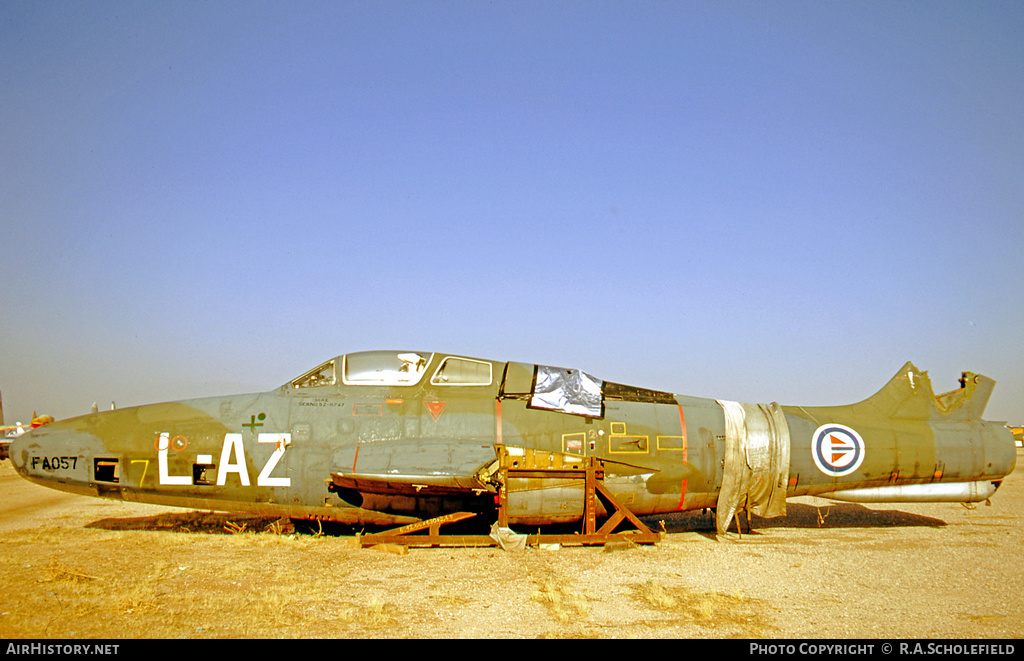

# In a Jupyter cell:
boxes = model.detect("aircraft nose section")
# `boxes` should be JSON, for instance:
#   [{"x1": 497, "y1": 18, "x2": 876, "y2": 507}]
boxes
[{"x1": 9, "y1": 420, "x2": 107, "y2": 496}]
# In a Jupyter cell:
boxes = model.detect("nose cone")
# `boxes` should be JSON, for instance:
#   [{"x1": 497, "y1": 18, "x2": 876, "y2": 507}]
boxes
[{"x1": 9, "y1": 418, "x2": 106, "y2": 497}]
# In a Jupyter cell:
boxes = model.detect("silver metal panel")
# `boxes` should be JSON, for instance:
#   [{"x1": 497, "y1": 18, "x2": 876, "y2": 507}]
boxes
[{"x1": 530, "y1": 365, "x2": 603, "y2": 418}]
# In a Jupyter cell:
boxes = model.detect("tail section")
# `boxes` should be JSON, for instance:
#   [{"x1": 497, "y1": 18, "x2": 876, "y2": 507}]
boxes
[
  {"x1": 856, "y1": 362, "x2": 996, "y2": 422},
  {"x1": 798, "y1": 361, "x2": 1016, "y2": 505},
  {"x1": 933, "y1": 371, "x2": 995, "y2": 421}
]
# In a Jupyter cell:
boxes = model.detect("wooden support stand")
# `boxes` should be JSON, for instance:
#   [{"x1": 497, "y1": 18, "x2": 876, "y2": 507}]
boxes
[
  {"x1": 356, "y1": 511, "x2": 494, "y2": 548},
  {"x1": 356, "y1": 450, "x2": 664, "y2": 549}
]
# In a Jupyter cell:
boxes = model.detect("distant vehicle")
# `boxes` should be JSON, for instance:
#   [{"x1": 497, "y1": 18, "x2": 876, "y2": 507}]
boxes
[
  {"x1": 8, "y1": 351, "x2": 1018, "y2": 535},
  {"x1": 1009, "y1": 426, "x2": 1023, "y2": 448}
]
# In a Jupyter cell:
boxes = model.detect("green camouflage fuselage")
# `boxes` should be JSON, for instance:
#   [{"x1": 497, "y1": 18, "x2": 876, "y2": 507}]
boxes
[{"x1": 10, "y1": 351, "x2": 1016, "y2": 533}]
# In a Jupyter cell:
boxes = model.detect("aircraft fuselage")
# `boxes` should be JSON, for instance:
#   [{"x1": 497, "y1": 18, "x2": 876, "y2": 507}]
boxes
[{"x1": 9, "y1": 351, "x2": 1017, "y2": 533}]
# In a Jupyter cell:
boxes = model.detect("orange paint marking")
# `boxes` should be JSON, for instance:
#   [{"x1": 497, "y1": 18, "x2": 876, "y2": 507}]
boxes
[
  {"x1": 424, "y1": 400, "x2": 448, "y2": 421},
  {"x1": 677, "y1": 405, "x2": 688, "y2": 511}
]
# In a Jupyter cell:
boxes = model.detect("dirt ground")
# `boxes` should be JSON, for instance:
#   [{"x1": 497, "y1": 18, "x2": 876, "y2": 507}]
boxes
[{"x1": 0, "y1": 455, "x2": 1021, "y2": 640}]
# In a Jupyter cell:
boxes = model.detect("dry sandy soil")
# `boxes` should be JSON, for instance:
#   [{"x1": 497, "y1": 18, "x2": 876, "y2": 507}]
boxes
[{"x1": 0, "y1": 455, "x2": 1021, "y2": 640}]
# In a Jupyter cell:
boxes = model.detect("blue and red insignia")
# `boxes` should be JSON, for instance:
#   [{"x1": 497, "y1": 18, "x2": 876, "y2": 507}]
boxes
[{"x1": 811, "y1": 423, "x2": 865, "y2": 477}]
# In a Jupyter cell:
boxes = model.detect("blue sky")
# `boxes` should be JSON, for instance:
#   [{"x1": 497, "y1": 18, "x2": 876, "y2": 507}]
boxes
[{"x1": 1, "y1": 1, "x2": 1022, "y2": 424}]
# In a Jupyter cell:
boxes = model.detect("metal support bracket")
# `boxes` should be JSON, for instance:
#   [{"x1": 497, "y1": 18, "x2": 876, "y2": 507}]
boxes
[{"x1": 356, "y1": 449, "x2": 664, "y2": 549}]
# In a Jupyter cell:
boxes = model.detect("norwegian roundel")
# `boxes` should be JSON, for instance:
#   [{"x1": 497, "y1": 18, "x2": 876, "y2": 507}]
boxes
[{"x1": 811, "y1": 423, "x2": 865, "y2": 477}]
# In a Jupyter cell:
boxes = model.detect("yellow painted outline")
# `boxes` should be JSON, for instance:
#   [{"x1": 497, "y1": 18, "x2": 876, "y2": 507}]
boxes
[
  {"x1": 609, "y1": 435, "x2": 649, "y2": 454},
  {"x1": 562, "y1": 432, "x2": 586, "y2": 455},
  {"x1": 608, "y1": 421, "x2": 649, "y2": 454},
  {"x1": 656, "y1": 436, "x2": 686, "y2": 451}
]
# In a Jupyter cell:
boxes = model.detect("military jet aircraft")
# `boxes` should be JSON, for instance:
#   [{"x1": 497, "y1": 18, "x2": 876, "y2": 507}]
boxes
[
  {"x1": 8, "y1": 351, "x2": 1017, "y2": 536},
  {"x1": 0, "y1": 392, "x2": 53, "y2": 460}
]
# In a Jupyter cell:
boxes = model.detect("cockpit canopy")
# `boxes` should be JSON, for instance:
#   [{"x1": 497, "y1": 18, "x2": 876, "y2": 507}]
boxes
[
  {"x1": 288, "y1": 351, "x2": 495, "y2": 389},
  {"x1": 343, "y1": 351, "x2": 431, "y2": 385},
  {"x1": 286, "y1": 350, "x2": 674, "y2": 417},
  {"x1": 289, "y1": 359, "x2": 337, "y2": 389}
]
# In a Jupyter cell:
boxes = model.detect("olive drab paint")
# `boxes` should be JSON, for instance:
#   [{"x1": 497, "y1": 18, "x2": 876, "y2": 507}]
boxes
[{"x1": 8, "y1": 352, "x2": 1017, "y2": 534}]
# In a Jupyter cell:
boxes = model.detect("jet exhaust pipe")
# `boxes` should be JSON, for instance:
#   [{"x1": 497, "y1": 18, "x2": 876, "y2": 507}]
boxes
[{"x1": 822, "y1": 480, "x2": 1001, "y2": 504}]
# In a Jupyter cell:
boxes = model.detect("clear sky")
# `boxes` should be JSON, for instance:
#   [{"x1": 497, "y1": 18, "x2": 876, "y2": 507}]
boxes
[{"x1": 1, "y1": 1, "x2": 1022, "y2": 425}]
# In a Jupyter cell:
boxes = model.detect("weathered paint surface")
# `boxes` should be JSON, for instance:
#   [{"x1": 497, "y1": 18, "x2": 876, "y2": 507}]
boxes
[{"x1": 9, "y1": 352, "x2": 1016, "y2": 533}]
